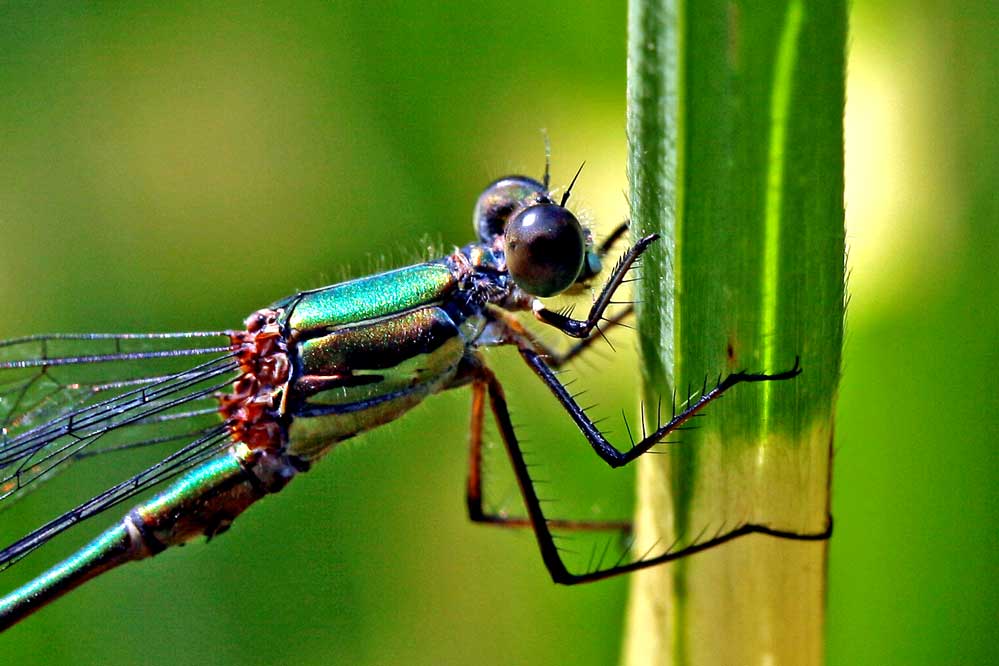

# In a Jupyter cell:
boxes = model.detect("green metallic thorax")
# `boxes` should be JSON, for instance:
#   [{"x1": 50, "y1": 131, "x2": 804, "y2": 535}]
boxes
[
  {"x1": 279, "y1": 262, "x2": 481, "y2": 461},
  {"x1": 283, "y1": 263, "x2": 459, "y2": 335}
]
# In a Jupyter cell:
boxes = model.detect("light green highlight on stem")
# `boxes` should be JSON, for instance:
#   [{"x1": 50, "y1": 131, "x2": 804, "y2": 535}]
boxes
[{"x1": 759, "y1": 0, "x2": 805, "y2": 433}]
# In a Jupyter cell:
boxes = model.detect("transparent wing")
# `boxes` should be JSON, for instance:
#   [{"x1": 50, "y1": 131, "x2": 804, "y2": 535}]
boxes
[{"x1": 0, "y1": 332, "x2": 241, "y2": 567}]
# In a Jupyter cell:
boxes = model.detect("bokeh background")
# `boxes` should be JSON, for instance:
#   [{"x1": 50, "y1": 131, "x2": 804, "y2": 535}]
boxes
[{"x1": 0, "y1": 2, "x2": 994, "y2": 664}]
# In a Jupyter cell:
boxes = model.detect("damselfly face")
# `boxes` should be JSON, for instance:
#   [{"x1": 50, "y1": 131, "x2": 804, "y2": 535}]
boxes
[{"x1": 473, "y1": 173, "x2": 602, "y2": 298}]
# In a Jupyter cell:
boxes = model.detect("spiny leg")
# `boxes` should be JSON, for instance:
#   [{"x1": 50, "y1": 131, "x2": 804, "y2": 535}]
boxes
[
  {"x1": 470, "y1": 222, "x2": 640, "y2": 512},
  {"x1": 472, "y1": 360, "x2": 830, "y2": 584},
  {"x1": 465, "y1": 374, "x2": 629, "y2": 533},
  {"x1": 466, "y1": 294, "x2": 632, "y2": 532},
  {"x1": 470, "y1": 361, "x2": 649, "y2": 582},
  {"x1": 520, "y1": 346, "x2": 803, "y2": 468},
  {"x1": 489, "y1": 304, "x2": 806, "y2": 469},
  {"x1": 469, "y1": 361, "x2": 600, "y2": 582}
]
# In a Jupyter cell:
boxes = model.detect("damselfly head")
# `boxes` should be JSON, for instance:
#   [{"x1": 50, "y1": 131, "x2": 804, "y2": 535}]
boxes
[
  {"x1": 472, "y1": 175, "x2": 549, "y2": 242},
  {"x1": 472, "y1": 166, "x2": 601, "y2": 298}
]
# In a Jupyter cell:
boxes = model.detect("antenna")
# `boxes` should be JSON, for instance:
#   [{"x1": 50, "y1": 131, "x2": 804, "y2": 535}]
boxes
[
  {"x1": 542, "y1": 130, "x2": 552, "y2": 190},
  {"x1": 560, "y1": 161, "x2": 586, "y2": 207}
]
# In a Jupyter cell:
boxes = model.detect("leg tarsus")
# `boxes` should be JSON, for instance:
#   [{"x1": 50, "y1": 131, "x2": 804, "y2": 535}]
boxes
[{"x1": 466, "y1": 357, "x2": 827, "y2": 584}]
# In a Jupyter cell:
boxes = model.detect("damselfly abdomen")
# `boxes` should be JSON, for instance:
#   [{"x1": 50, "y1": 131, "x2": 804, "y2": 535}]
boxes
[{"x1": 0, "y1": 168, "x2": 806, "y2": 630}]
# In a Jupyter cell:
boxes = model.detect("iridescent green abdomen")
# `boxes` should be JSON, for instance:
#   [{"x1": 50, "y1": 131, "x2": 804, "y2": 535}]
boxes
[{"x1": 0, "y1": 446, "x2": 291, "y2": 629}]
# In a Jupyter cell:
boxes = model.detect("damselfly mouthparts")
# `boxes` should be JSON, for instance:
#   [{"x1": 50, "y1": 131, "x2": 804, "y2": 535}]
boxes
[{"x1": 0, "y1": 165, "x2": 804, "y2": 630}]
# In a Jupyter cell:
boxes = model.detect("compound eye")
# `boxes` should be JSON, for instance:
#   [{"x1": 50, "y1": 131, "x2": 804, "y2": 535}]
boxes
[
  {"x1": 473, "y1": 176, "x2": 548, "y2": 242},
  {"x1": 504, "y1": 204, "x2": 586, "y2": 297}
]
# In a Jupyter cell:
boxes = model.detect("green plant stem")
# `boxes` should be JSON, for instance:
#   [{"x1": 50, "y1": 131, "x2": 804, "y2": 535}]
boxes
[{"x1": 622, "y1": 0, "x2": 845, "y2": 664}]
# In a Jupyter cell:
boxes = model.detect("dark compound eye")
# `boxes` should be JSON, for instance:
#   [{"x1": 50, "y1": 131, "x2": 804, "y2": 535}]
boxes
[
  {"x1": 473, "y1": 176, "x2": 548, "y2": 242},
  {"x1": 503, "y1": 203, "x2": 586, "y2": 297}
]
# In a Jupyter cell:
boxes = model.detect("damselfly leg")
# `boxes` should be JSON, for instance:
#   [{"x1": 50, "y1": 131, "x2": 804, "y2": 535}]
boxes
[
  {"x1": 464, "y1": 232, "x2": 824, "y2": 582},
  {"x1": 465, "y1": 223, "x2": 638, "y2": 533},
  {"x1": 466, "y1": 346, "x2": 820, "y2": 583}
]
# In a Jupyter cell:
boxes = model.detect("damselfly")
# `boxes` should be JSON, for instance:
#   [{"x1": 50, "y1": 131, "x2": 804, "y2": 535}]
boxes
[{"x1": 0, "y1": 164, "x2": 802, "y2": 630}]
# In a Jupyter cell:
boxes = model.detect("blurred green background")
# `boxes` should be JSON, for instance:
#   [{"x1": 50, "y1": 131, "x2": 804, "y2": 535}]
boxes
[{"x1": 0, "y1": 2, "x2": 994, "y2": 665}]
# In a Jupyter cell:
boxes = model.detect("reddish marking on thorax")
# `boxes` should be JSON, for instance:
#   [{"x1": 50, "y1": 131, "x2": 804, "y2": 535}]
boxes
[{"x1": 218, "y1": 308, "x2": 290, "y2": 451}]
